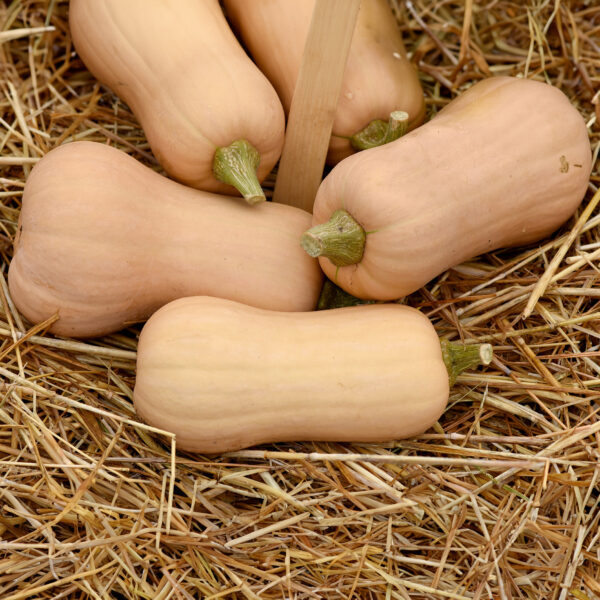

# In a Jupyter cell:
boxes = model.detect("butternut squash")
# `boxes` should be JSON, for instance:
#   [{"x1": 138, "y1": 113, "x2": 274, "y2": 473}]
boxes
[
  {"x1": 8, "y1": 142, "x2": 322, "y2": 338},
  {"x1": 69, "y1": 0, "x2": 285, "y2": 203},
  {"x1": 301, "y1": 77, "x2": 592, "y2": 300},
  {"x1": 133, "y1": 297, "x2": 492, "y2": 453},
  {"x1": 222, "y1": 0, "x2": 425, "y2": 164}
]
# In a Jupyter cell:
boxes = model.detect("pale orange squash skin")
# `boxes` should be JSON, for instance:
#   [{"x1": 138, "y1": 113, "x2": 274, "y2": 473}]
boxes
[
  {"x1": 134, "y1": 297, "x2": 449, "y2": 453},
  {"x1": 223, "y1": 0, "x2": 425, "y2": 164},
  {"x1": 69, "y1": 0, "x2": 285, "y2": 193},
  {"x1": 8, "y1": 142, "x2": 322, "y2": 338},
  {"x1": 312, "y1": 77, "x2": 592, "y2": 300}
]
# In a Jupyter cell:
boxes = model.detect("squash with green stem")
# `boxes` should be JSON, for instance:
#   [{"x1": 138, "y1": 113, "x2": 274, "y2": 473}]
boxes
[
  {"x1": 69, "y1": 0, "x2": 285, "y2": 203},
  {"x1": 133, "y1": 296, "x2": 492, "y2": 453},
  {"x1": 8, "y1": 142, "x2": 322, "y2": 338},
  {"x1": 222, "y1": 0, "x2": 424, "y2": 164},
  {"x1": 301, "y1": 77, "x2": 592, "y2": 300}
]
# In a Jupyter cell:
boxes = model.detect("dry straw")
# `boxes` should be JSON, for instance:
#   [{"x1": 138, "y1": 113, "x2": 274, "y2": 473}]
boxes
[{"x1": 1, "y1": 1, "x2": 600, "y2": 598}]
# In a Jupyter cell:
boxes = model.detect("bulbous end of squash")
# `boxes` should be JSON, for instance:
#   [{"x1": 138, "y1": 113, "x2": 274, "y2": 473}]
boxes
[
  {"x1": 213, "y1": 139, "x2": 265, "y2": 205},
  {"x1": 441, "y1": 341, "x2": 493, "y2": 386},
  {"x1": 350, "y1": 110, "x2": 410, "y2": 151},
  {"x1": 301, "y1": 209, "x2": 366, "y2": 267}
]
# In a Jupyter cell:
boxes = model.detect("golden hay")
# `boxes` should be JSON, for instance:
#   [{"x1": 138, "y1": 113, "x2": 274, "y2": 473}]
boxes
[{"x1": 1, "y1": 1, "x2": 599, "y2": 598}]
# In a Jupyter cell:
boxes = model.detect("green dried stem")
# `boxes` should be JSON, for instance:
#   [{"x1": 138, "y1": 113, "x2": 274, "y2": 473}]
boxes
[
  {"x1": 350, "y1": 110, "x2": 409, "y2": 151},
  {"x1": 316, "y1": 279, "x2": 375, "y2": 310},
  {"x1": 212, "y1": 139, "x2": 265, "y2": 204},
  {"x1": 301, "y1": 209, "x2": 365, "y2": 267},
  {"x1": 441, "y1": 341, "x2": 494, "y2": 386}
]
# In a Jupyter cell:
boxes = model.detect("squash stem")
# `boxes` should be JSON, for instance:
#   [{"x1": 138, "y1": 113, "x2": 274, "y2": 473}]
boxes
[
  {"x1": 213, "y1": 139, "x2": 265, "y2": 205},
  {"x1": 441, "y1": 341, "x2": 493, "y2": 386},
  {"x1": 317, "y1": 278, "x2": 375, "y2": 310},
  {"x1": 350, "y1": 110, "x2": 409, "y2": 151},
  {"x1": 301, "y1": 209, "x2": 366, "y2": 267}
]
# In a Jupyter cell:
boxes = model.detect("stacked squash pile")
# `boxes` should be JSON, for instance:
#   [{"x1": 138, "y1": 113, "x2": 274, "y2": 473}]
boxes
[{"x1": 7, "y1": 0, "x2": 592, "y2": 453}]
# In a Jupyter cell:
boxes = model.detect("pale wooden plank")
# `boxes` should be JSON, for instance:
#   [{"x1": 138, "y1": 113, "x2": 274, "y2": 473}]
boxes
[{"x1": 272, "y1": 0, "x2": 361, "y2": 213}]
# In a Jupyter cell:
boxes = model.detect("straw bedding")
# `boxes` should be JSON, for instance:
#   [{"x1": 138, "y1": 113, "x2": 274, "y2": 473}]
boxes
[{"x1": 1, "y1": 1, "x2": 599, "y2": 598}]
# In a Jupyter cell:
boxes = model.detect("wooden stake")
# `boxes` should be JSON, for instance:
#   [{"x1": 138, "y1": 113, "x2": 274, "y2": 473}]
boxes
[{"x1": 272, "y1": 0, "x2": 361, "y2": 213}]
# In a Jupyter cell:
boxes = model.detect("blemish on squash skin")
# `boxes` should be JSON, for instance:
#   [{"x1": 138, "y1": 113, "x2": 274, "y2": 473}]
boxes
[{"x1": 560, "y1": 155, "x2": 569, "y2": 173}]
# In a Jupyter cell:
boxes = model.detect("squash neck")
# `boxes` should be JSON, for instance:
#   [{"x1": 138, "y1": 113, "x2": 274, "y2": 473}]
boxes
[{"x1": 213, "y1": 139, "x2": 265, "y2": 205}]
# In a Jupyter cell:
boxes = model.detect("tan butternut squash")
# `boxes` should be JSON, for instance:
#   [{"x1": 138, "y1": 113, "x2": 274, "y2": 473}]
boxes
[
  {"x1": 133, "y1": 297, "x2": 492, "y2": 453},
  {"x1": 222, "y1": 0, "x2": 425, "y2": 164},
  {"x1": 69, "y1": 0, "x2": 285, "y2": 203},
  {"x1": 8, "y1": 142, "x2": 322, "y2": 338},
  {"x1": 301, "y1": 77, "x2": 592, "y2": 300}
]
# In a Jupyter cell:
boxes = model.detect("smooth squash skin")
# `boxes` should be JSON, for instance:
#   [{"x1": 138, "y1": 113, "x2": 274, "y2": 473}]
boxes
[
  {"x1": 8, "y1": 142, "x2": 322, "y2": 338},
  {"x1": 303, "y1": 77, "x2": 592, "y2": 300},
  {"x1": 133, "y1": 297, "x2": 450, "y2": 453},
  {"x1": 222, "y1": 0, "x2": 425, "y2": 164},
  {"x1": 69, "y1": 0, "x2": 285, "y2": 201}
]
